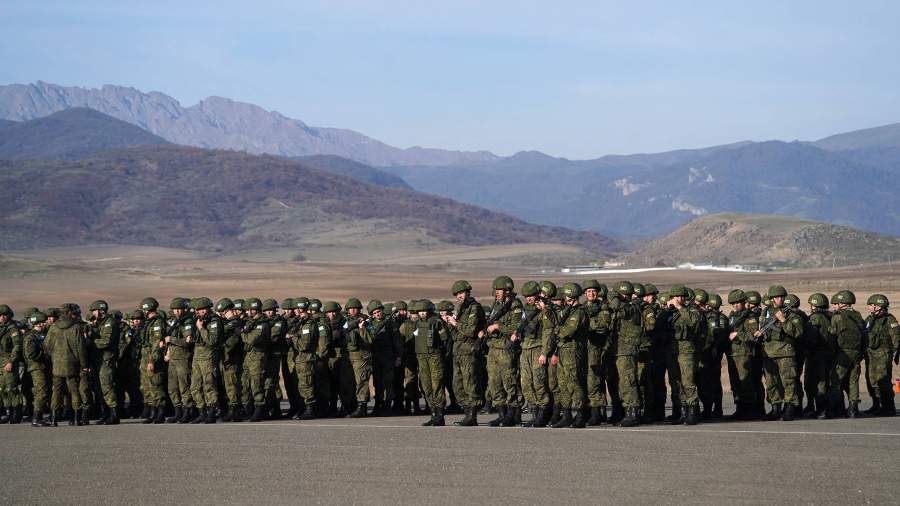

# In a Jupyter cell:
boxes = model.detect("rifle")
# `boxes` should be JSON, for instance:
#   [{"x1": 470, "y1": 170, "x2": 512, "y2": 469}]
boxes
[{"x1": 486, "y1": 293, "x2": 517, "y2": 336}]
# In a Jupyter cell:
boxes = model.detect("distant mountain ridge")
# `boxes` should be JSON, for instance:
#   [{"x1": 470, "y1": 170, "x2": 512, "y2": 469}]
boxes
[{"x1": 0, "y1": 81, "x2": 498, "y2": 167}]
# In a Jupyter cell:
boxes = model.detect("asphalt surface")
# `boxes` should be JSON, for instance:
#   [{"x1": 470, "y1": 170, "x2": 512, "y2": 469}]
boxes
[{"x1": 7, "y1": 408, "x2": 899, "y2": 505}]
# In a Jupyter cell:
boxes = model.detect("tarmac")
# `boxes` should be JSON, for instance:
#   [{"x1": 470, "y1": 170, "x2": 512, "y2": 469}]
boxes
[{"x1": 6, "y1": 407, "x2": 899, "y2": 505}]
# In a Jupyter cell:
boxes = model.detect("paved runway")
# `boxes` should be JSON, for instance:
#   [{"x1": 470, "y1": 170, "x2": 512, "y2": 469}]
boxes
[{"x1": 7, "y1": 411, "x2": 898, "y2": 505}]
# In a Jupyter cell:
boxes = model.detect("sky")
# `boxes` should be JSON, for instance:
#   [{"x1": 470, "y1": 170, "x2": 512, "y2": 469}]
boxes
[{"x1": 2, "y1": 1, "x2": 899, "y2": 159}]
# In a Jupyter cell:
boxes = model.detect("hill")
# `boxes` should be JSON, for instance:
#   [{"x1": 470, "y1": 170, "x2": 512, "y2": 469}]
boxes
[
  {"x1": 0, "y1": 81, "x2": 498, "y2": 167},
  {"x1": 814, "y1": 122, "x2": 900, "y2": 151},
  {"x1": 617, "y1": 213, "x2": 900, "y2": 269},
  {"x1": 292, "y1": 155, "x2": 411, "y2": 189},
  {"x1": 0, "y1": 107, "x2": 169, "y2": 160},
  {"x1": 0, "y1": 145, "x2": 618, "y2": 255}
]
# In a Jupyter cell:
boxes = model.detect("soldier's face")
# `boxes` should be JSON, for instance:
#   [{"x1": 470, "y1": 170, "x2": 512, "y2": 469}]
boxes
[
  {"x1": 326, "y1": 311, "x2": 338, "y2": 320},
  {"x1": 264, "y1": 310, "x2": 275, "y2": 318},
  {"x1": 417, "y1": 311, "x2": 428, "y2": 319},
  {"x1": 196, "y1": 308, "x2": 208, "y2": 318},
  {"x1": 130, "y1": 319, "x2": 142, "y2": 327},
  {"x1": 372, "y1": 309, "x2": 383, "y2": 319},
  {"x1": 0, "y1": 315, "x2": 7, "y2": 323},
  {"x1": 47, "y1": 316, "x2": 56, "y2": 324},
  {"x1": 772, "y1": 296, "x2": 784, "y2": 307},
  {"x1": 525, "y1": 296, "x2": 536, "y2": 305},
  {"x1": 732, "y1": 302, "x2": 744, "y2": 312},
  {"x1": 92, "y1": 309, "x2": 103, "y2": 319},
  {"x1": 869, "y1": 304, "x2": 880, "y2": 314},
  {"x1": 643, "y1": 295, "x2": 655, "y2": 304},
  {"x1": 172, "y1": 308, "x2": 184, "y2": 318},
  {"x1": 585, "y1": 289, "x2": 598, "y2": 301},
  {"x1": 455, "y1": 292, "x2": 467, "y2": 303},
  {"x1": 495, "y1": 289, "x2": 507, "y2": 300},
  {"x1": 348, "y1": 308, "x2": 359, "y2": 317}
]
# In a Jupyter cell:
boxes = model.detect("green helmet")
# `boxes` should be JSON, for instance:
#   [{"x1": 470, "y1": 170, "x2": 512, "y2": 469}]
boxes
[
  {"x1": 169, "y1": 297, "x2": 186, "y2": 310},
  {"x1": 539, "y1": 281, "x2": 557, "y2": 299},
  {"x1": 294, "y1": 297, "x2": 310, "y2": 310},
  {"x1": 808, "y1": 293, "x2": 828, "y2": 308},
  {"x1": 597, "y1": 284, "x2": 609, "y2": 298},
  {"x1": 785, "y1": 294, "x2": 800, "y2": 309},
  {"x1": 451, "y1": 280, "x2": 472, "y2": 295},
  {"x1": 46, "y1": 307, "x2": 61, "y2": 319},
  {"x1": 89, "y1": 300, "x2": 109, "y2": 312},
  {"x1": 669, "y1": 284, "x2": 688, "y2": 297},
  {"x1": 345, "y1": 298, "x2": 363, "y2": 310},
  {"x1": 644, "y1": 283, "x2": 659, "y2": 296},
  {"x1": 233, "y1": 299, "x2": 245, "y2": 311},
  {"x1": 708, "y1": 294, "x2": 722, "y2": 309},
  {"x1": 582, "y1": 279, "x2": 601, "y2": 291},
  {"x1": 322, "y1": 301, "x2": 341, "y2": 313},
  {"x1": 867, "y1": 294, "x2": 889, "y2": 308},
  {"x1": 393, "y1": 300, "x2": 408, "y2": 311},
  {"x1": 309, "y1": 299, "x2": 322, "y2": 311},
  {"x1": 140, "y1": 297, "x2": 159, "y2": 312},
  {"x1": 62, "y1": 303, "x2": 81, "y2": 315},
  {"x1": 367, "y1": 300, "x2": 385, "y2": 314},
  {"x1": 745, "y1": 291, "x2": 762, "y2": 305},
  {"x1": 521, "y1": 281, "x2": 540, "y2": 298},
  {"x1": 245, "y1": 298, "x2": 262, "y2": 311},
  {"x1": 215, "y1": 298, "x2": 234, "y2": 312},
  {"x1": 727, "y1": 289, "x2": 746, "y2": 304},
  {"x1": 615, "y1": 281, "x2": 634, "y2": 296},
  {"x1": 436, "y1": 300, "x2": 454, "y2": 313},
  {"x1": 492, "y1": 276, "x2": 514, "y2": 291},
  {"x1": 685, "y1": 287, "x2": 695, "y2": 302},
  {"x1": 28, "y1": 311, "x2": 47, "y2": 325},
  {"x1": 659, "y1": 293, "x2": 671, "y2": 305},
  {"x1": 129, "y1": 309, "x2": 145, "y2": 320},
  {"x1": 766, "y1": 285, "x2": 788, "y2": 298},
  {"x1": 191, "y1": 297, "x2": 213, "y2": 310},
  {"x1": 0, "y1": 305, "x2": 13, "y2": 318},
  {"x1": 281, "y1": 298, "x2": 294, "y2": 311},
  {"x1": 693, "y1": 289, "x2": 709, "y2": 304},
  {"x1": 261, "y1": 299, "x2": 278, "y2": 312},
  {"x1": 831, "y1": 290, "x2": 856, "y2": 305},
  {"x1": 562, "y1": 282, "x2": 582, "y2": 299},
  {"x1": 23, "y1": 307, "x2": 39, "y2": 319},
  {"x1": 633, "y1": 283, "x2": 646, "y2": 297}
]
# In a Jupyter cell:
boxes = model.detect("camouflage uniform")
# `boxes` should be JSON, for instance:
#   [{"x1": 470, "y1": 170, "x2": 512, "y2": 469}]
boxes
[
  {"x1": 827, "y1": 303, "x2": 864, "y2": 415},
  {"x1": 23, "y1": 326, "x2": 49, "y2": 417},
  {"x1": 486, "y1": 296, "x2": 524, "y2": 411},
  {"x1": 0, "y1": 319, "x2": 21, "y2": 412},
  {"x1": 90, "y1": 313, "x2": 120, "y2": 411},
  {"x1": 290, "y1": 313, "x2": 320, "y2": 414},
  {"x1": 167, "y1": 313, "x2": 196, "y2": 411},
  {"x1": 864, "y1": 304, "x2": 899, "y2": 414},
  {"x1": 191, "y1": 308, "x2": 222, "y2": 415},
  {"x1": 759, "y1": 304, "x2": 804, "y2": 412}
]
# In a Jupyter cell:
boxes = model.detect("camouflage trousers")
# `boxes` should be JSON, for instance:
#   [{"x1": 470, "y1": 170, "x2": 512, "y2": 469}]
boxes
[
  {"x1": 403, "y1": 353, "x2": 420, "y2": 403},
  {"x1": 636, "y1": 349, "x2": 654, "y2": 410},
  {"x1": 453, "y1": 350, "x2": 484, "y2": 410},
  {"x1": 141, "y1": 362, "x2": 167, "y2": 407},
  {"x1": 726, "y1": 344, "x2": 757, "y2": 404},
  {"x1": 264, "y1": 353, "x2": 284, "y2": 407},
  {"x1": 294, "y1": 353, "x2": 317, "y2": 405},
  {"x1": 349, "y1": 352, "x2": 372, "y2": 403},
  {"x1": 616, "y1": 353, "x2": 640, "y2": 408},
  {"x1": 416, "y1": 352, "x2": 445, "y2": 410},
  {"x1": 243, "y1": 351, "x2": 266, "y2": 404},
  {"x1": 221, "y1": 358, "x2": 243, "y2": 407},
  {"x1": 586, "y1": 340, "x2": 607, "y2": 407},
  {"x1": 98, "y1": 356, "x2": 118, "y2": 408},
  {"x1": 0, "y1": 369, "x2": 20, "y2": 407},
  {"x1": 167, "y1": 358, "x2": 194, "y2": 408},
  {"x1": 373, "y1": 352, "x2": 397, "y2": 405},
  {"x1": 330, "y1": 353, "x2": 357, "y2": 406},
  {"x1": 866, "y1": 348, "x2": 893, "y2": 404},
  {"x1": 829, "y1": 348, "x2": 861, "y2": 406},
  {"x1": 281, "y1": 353, "x2": 300, "y2": 410},
  {"x1": 519, "y1": 347, "x2": 549, "y2": 409},
  {"x1": 667, "y1": 341, "x2": 698, "y2": 406},
  {"x1": 762, "y1": 354, "x2": 797, "y2": 406},
  {"x1": 487, "y1": 347, "x2": 519, "y2": 407},
  {"x1": 51, "y1": 375, "x2": 82, "y2": 411},
  {"x1": 190, "y1": 355, "x2": 219, "y2": 409},
  {"x1": 556, "y1": 345, "x2": 586, "y2": 409},
  {"x1": 29, "y1": 368, "x2": 49, "y2": 412},
  {"x1": 78, "y1": 369, "x2": 98, "y2": 410}
]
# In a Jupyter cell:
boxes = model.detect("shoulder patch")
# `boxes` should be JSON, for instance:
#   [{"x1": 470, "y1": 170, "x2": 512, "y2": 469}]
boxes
[
  {"x1": 891, "y1": 323, "x2": 898, "y2": 328},
  {"x1": 318, "y1": 326, "x2": 326, "y2": 332},
  {"x1": 302, "y1": 328, "x2": 310, "y2": 335},
  {"x1": 210, "y1": 322, "x2": 218, "y2": 328},
  {"x1": 153, "y1": 325, "x2": 161, "y2": 331},
  {"x1": 256, "y1": 325, "x2": 263, "y2": 330}
]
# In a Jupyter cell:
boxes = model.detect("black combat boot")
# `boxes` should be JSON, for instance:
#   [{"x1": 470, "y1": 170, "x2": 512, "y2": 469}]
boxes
[
  {"x1": 865, "y1": 398, "x2": 881, "y2": 415},
  {"x1": 480, "y1": 399, "x2": 493, "y2": 415},
  {"x1": 106, "y1": 407, "x2": 120, "y2": 425},
  {"x1": 140, "y1": 405, "x2": 151, "y2": 420},
  {"x1": 349, "y1": 402, "x2": 367, "y2": 418},
  {"x1": 684, "y1": 403, "x2": 699, "y2": 425},
  {"x1": 80, "y1": 407, "x2": 91, "y2": 426},
  {"x1": 532, "y1": 406, "x2": 548, "y2": 428},
  {"x1": 454, "y1": 406, "x2": 477, "y2": 427},
  {"x1": 96, "y1": 405, "x2": 108, "y2": 425},
  {"x1": 421, "y1": 407, "x2": 436, "y2": 426},
  {"x1": 782, "y1": 403, "x2": 795, "y2": 421},
  {"x1": 587, "y1": 407, "x2": 602, "y2": 426},
  {"x1": 270, "y1": 401, "x2": 283, "y2": 420},
  {"x1": 222, "y1": 407, "x2": 234, "y2": 422},
  {"x1": 551, "y1": 408, "x2": 573, "y2": 428},
  {"x1": 711, "y1": 401, "x2": 723, "y2": 419},
  {"x1": 190, "y1": 407, "x2": 207, "y2": 424},
  {"x1": 501, "y1": 406, "x2": 517, "y2": 427},
  {"x1": 244, "y1": 403, "x2": 254, "y2": 421},
  {"x1": 487, "y1": 406, "x2": 506, "y2": 427},
  {"x1": 848, "y1": 401, "x2": 859, "y2": 418},
  {"x1": 22, "y1": 405, "x2": 32, "y2": 422},
  {"x1": 180, "y1": 406, "x2": 195, "y2": 423},
  {"x1": 233, "y1": 405, "x2": 245, "y2": 422},
  {"x1": 250, "y1": 404, "x2": 264, "y2": 422},
  {"x1": 766, "y1": 403, "x2": 782, "y2": 421},
  {"x1": 153, "y1": 406, "x2": 166, "y2": 424},
  {"x1": 0, "y1": 407, "x2": 8, "y2": 423},
  {"x1": 206, "y1": 407, "x2": 217, "y2": 424},
  {"x1": 521, "y1": 407, "x2": 537, "y2": 428},
  {"x1": 31, "y1": 409, "x2": 47, "y2": 427},
  {"x1": 666, "y1": 404, "x2": 683, "y2": 425},
  {"x1": 10, "y1": 406, "x2": 22, "y2": 424},
  {"x1": 572, "y1": 408, "x2": 587, "y2": 429},
  {"x1": 618, "y1": 407, "x2": 639, "y2": 427},
  {"x1": 74, "y1": 409, "x2": 83, "y2": 426},
  {"x1": 51, "y1": 409, "x2": 60, "y2": 427},
  {"x1": 432, "y1": 407, "x2": 445, "y2": 427},
  {"x1": 639, "y1": 407, "x2": 655, "y2": 424},
  {"x1": 549, "y1": 403, "x2": 561, "y2": 426},
  {"x1": 299, "y1": 402, "x2": 316, "y2": 420},
  {"x1": 166, "y1": 406, "x2": 182, "y2": 424},
  {"x1": 142, "y1": 406, "x2": 155, "y2": 424}
]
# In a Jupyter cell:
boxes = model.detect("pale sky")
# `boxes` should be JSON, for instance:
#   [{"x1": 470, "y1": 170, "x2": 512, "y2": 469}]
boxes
[{"x1": 2, "y1": 0, "x2": 899, "y2": 158}]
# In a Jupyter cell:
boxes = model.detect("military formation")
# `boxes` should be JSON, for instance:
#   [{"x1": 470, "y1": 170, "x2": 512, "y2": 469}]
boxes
[{"x1": 0, "y1": 278, "x2": 898, "y2": 429}]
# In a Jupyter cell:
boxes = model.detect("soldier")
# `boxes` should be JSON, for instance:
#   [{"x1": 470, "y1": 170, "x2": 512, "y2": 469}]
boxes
[
  {"x1": 307, "y1": 299, "x2": 334, "y2": 416},
  {"x1": 724, "y1": 290, "x2": 759, "y2": 420},
  {"x1": 484, "y1": 276, "x2": 524, "y2": 427},
  {"x1": 241, "y1": 298, "x2": 271, "y2": 422},
  {"x1": 804, "y1": 294, "x2": 833, "y2": 419},
  {"x1": 139, "y1": 298, "x2": 167, "y2": 424},
  {"x1": 190, "y1": 297, "x2": 222, "y2": 423},
  {"x1": 408, "y1": 300, "x2": 450, "y2": 426},
  {"x1": 398, "y1": 302, "x2": 424, "y2": 415},
  {"x1": 118, "y1": 310, "x2": 144, "y2": 418},
  {"x1": 583, "y1": 280, "x2": 613, "y2": 425},
  {"x1": 280, "y1": 298, "x2": 302, "y2": 418},
  {"x1": 389, "y1": 300, "x2": 410, "y2": 414},
  {"x1": 367, "y1": 300, "x2": 402, "y2": 417},
  {"x1": 24, "y1": 312, "x2": 51, "y2": 426},
  {"x1": 288, "y1": 297, "x2": 318, "y2": 420},
  {"x1": 346, "y1": 300, "x2": 374, "y2": 417},
  {"x1": 164, "y1": 297, "x2": 196, "y2": 423},
  {"x1": 825, "y1": 290, "x2": 865, "y2": 418},
  {"x1": 704, "y1": 294, "x2": 729, "y2": 419},
  {"x1": 441, "y1": 282, "x2": 485, "y2": 426},
  {"x1": 754, "y1": 285, "x2": 803, "y2": 421},
  {"x1": 665, "y1": 285, "x2": 702, "y2": 424},
  {"x1": 436, "y1": 301, "x2": 462, "y2": 416},
  {"x1": 44, "y1": 304, "x2": 90, "y2": 426},
  {"x1": 87, "y1": 300, "x2": 120, "y2": 425},
  {"x1": 785, "y1": 294, "x2": 812, "y2": 415},
  {"x1": 330, "y1": 299, "x2": 361, "y2": 416},
  {"x1": 863, "y1": 294, "x2": 899, "y2": 416},
  {"x1": 634, "y1": 283, "x2": 656, "y2": 423},
  {"x1": 542, "y1": 282, "x2": 589, "y2": 428},
  {"x1": 216, "y1": 299, "x2": 245, "y2": 422},
  {"x1": 0, "y1": 305, "x2": 22, "y2": 423},
  {"x1": 262, "y1": 299, "x2": 288, "y2": 419},
  {"x1": 608, "y1": 281, "x2": 643, "y2": 427}
]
